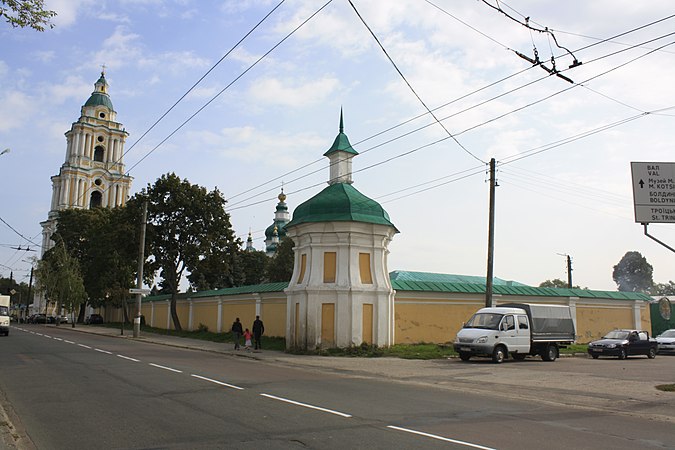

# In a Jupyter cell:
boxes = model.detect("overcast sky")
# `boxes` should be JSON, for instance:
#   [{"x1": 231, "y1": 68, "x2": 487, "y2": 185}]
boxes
[{"x1": 1, "y1": 0, "x2": 674, "y2": 291}]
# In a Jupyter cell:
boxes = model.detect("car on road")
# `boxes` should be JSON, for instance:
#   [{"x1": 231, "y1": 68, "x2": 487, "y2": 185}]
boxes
[
  {"x1": 587, "y1": 329, "x2": 658, "y2": 359},
  {"x1": 655, "y1": 329, "x2": 675, "y2": 354},
  {"x1": 86, "y1": 314, "x2": 104, "y2": 324},
  {"x1": 30, "y1": 314, "x2": 48, "y2": 324}
]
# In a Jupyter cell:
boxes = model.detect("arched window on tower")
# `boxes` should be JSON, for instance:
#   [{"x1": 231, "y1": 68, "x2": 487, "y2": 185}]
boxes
[
  {"x1": 94, "y1": 145, "x2": 105, "y2": 162},
  {"x1": 90, "y1": 191, "x2": 102, "y2": 208}
]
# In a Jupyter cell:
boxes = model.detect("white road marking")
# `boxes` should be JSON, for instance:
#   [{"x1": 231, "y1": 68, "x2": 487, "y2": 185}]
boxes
[
  {"x1": 117, "y1": 355, "x2": 140, "y2": 362},
  {"x1": 35, "y1": 333, "x2": 43, "y2": 336},
  {"x1": 260, "y1": 393, "x2": 352, "y2": 418},
  {"x1": 53, "y1": 337, "x2": 63, "y2": 341},
  {"x1": 77, "y1": 344, "x2": 92, "y2": 349},
  {"x1": 149, "y1": 363, "x2": 182, "y2": 373},
  {"x1": 64, "y1": 340, "x2": 75, "y2": 344},
  {"x1": 387, "y1": 426, "x2": 496, "y2": 450},
  {"x1": 44, "y1": 335, "x2": 52, "y2": 339},
  {"x1": 190, "y1": 374, "x2": 244, "y2": 390},
  {"x1": 95, "y1": 348, "x2": 112, "y2": 354}
]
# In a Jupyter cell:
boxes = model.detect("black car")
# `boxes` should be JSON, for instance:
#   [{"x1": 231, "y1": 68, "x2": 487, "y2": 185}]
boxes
[
  {"x1": 587, "y1": 329, "x2": 658, "y2": 359},
  {"x1": 87, "y1": 314, "x2": 104, "y2": 324}
]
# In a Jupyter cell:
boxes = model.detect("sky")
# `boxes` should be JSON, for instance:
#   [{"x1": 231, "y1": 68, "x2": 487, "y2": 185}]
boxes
[{"x1": 1, "y1": 0, "x2": 674, "y2": 292}]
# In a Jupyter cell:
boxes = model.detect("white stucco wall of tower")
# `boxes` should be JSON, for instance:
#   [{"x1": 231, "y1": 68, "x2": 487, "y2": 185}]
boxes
[{"x1": 285, "y1": 220, "x2": 396, "y2": 349}]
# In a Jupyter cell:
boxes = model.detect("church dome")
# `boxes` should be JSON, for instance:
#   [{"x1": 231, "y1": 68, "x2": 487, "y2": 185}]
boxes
[
  {"x1": 286, "y1": 183, "x2": 398, "y2": 231},
  {"x1": 84, "y1": 92, "x2": 114, "y2": 110}
]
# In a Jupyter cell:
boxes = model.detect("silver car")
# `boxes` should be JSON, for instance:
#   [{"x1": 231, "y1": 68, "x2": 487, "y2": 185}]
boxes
[{"x1": 656, "y1": 329, "x2": 675, "y2": 354}]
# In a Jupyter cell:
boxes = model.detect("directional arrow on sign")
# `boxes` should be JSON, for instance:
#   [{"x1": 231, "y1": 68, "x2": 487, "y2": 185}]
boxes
[{"x1": 639, "y1": 179, "x2": 644, "y2": 188}]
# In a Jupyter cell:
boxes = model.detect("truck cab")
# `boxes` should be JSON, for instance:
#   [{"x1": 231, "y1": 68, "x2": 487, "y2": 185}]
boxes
[{"x1": 0, "y1": 295, "x2": 10, "y2": 336}]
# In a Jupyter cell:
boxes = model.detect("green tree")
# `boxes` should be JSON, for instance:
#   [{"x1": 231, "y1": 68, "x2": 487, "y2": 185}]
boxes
[
  {"x1": 266, "y1": 237, "x2": 295, "y2": 282},
  {"x1": 130, "y1": 173, "x2": 241, "y2": 331},
  {"x1": 1, "y1": 0, "x2": 56, "y2": 31},
  {"x1": 652, "y1": 281, "x2": 675, "y2": 296},
  {"x1": 539, "y1": 279, "x2": 582, "y2": 289},
  {"x1": 612, "y1": 251, "x2": 653, "y2": 292},
  {"x1": 34, "y1": 240, "x2": 87, "y2": 324},
  {"x1": 239, "y1": 250, "x2": 269, "y2": 285},
  {"x1": 53, "y1": 207, "x2": 141, "y2": 322}
]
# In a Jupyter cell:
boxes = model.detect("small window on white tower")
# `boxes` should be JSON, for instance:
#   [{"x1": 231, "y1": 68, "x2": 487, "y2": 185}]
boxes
[
  {"x1": 90, "y1": 191, "x2": 102, "y2": 208},
  {"x1": 99, "y1": 112, "x2": 106, "y2": 119}
]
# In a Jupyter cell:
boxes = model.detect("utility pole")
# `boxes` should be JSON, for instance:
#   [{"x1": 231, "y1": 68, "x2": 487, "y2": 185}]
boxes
[
  {"x1": 133, "y1": 201, "x2": 148, "y2": 338},
  {"x1": 566, "y1": 255, "x2": 573, "y2": 288},
  {"x1": 485, "y1": 158, "x2": 496, "y2": 308},
  {"x1": 26, "y1": 266, "x2": 33, "y2": 322}
]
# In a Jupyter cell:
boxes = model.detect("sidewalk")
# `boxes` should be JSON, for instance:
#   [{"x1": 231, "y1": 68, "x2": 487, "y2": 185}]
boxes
[{"x1": 50, "y1": 324, "x2": 675, "y2": 423}]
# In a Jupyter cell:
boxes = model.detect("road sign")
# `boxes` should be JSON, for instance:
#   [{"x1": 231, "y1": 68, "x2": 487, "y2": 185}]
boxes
[
  {"x1": 129, "y1": 288, "x2": 151, "y2": 295},
  {"x1": 631, "y1": 162, "x2": 675, "y2": 223}
]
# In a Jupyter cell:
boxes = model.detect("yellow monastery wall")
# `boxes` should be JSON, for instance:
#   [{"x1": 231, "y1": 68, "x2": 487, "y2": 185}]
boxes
[
  {"x1": 259, "y1": 298, "x2": 287, "y2": 337},
  {"x1": 576, "y1": 304, "x2": 633, "y2": 342},
  {"x1": 192, "y1": 300, "x2": 218, "y2": 332}
]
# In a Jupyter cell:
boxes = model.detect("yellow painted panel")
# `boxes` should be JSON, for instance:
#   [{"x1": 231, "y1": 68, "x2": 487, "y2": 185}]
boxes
[
  {"x1": 394, "y1": 301, "x2": 483, "y2": 344},
  {"x1": 323, "y1": 252, "x2": 336, "y2": 283},
  {"x1": 153, "y1": 302, "x2": 169, "y2": 329},
  {"x1": 576, "y1": 306, "x2": 633, "y2": 342},
  {"x1": 321, "y1": 303, "x2": 335, "y2": 347},
  {"x1": 174, "y1": 303, "x2": 189, "y2": 330},
  {"x1": 641, "y1": 304, "x2": 652, "y2": 333},
  {"x1": 298, "y1": 254, "x2": 307, "y2": 284},
  {"x1": 362, "y1": 303, "x2": 373, "y2": 344},
  {"x1": 222, "y1": 303, "x2": 256, "y2": 334},
  {"x1": 192, "y1": 301, "x2": 219, "y2": 332},
  {"x1": 260, "y1": 302, "x2": 286, "y2": 337},
  {"x1": 359, "y1": 253, "x2": 373, "y2": 284}
]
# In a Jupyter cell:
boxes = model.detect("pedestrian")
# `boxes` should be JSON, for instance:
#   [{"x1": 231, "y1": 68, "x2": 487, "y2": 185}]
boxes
[
  {"x1": 243, "y1": 328, "x2": 252, "y2": 351},
  {"x1": 231, "y1": 317, "x2": 243, "y2": 350},
  {"x1": 252, "y1": 315, "x2": 265, "y2": 350}
]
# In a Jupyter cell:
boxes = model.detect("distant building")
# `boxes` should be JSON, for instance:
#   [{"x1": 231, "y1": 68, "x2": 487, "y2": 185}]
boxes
[{"x1": 264, "y1": 189, "x2": 290, "y2": 256}]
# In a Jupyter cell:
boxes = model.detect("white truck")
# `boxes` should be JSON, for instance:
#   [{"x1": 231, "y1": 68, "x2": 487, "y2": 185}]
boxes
[
  {"x1": 454, "y1": 303, "x2": 575, "y2": 363},
  {"x1": 0, "y1": 295, "x2": 10, "y2": 336}
]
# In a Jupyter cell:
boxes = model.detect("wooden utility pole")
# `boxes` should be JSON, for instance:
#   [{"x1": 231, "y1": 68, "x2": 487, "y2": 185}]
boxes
[
  {"x1": 485, "y1": 158, "x2": 496, "y2": 308},
  {"x1": 566, "y1": 255, "x2": 573, "y2": 288}
]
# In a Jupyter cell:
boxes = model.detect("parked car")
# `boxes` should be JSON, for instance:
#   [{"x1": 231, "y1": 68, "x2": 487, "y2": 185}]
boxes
[
  {"x1": 587, "y1": 329, "x2": 658, "y2": 359},
  {"x1": 31, "y1": 314, "x2": 48, "y2": 324},
  {"x1": 86, "y1": 314, "x2": 104, "y2": 324},
  {"x1": 655, "y1": 329, "x2": 675, "y2": 354}
]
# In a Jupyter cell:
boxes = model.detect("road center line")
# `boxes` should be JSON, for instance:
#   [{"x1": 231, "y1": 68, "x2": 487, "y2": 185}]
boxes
[
  {"x1": 64, "y1": 340, "x2": 75, "y2": 344},
  {"x1": 77, "y1": 344, "x2": 92, "y2": 349},
  {"x1": 260, "y1": 393, "x2": 352, "y2": 418},
  {"x1": 95, "y1": 348, "x2": 113, "y2": 354},
  {"x1": 190, "y1": 374, "x2": 244, "y2": 390},
  {"x1": 386, "y1": 425, "x2": 496, "y2": 450},
  {"x1": 117, "y1": 355, "x2": 140, "y2": 362},
  {"x1": 53, "y1": 337, "x2": 63, "y2": 341},
  {"x1": 149, "y1": 363, "x2": 182, "y2": 373},
  {"x1": 44, "y1": 335, "x2": 52, "y2": 339},
  {"x1": 35, "y1": 333, "x2": 43, "y2": 336}
]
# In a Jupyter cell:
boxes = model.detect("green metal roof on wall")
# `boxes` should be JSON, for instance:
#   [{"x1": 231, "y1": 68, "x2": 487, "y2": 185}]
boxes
[
  {"x1": 143, "y1": 282, "x2": 290, "y2": 302},
  {"x1": 390, "y1": 270, "x2": 528, "y2": 287},
  {"x1": 286, "y1": 183, "x2": 398, "y2": 231},
  {"x1": 84, "y1": 92, "x2": 114, "y2": 110}
]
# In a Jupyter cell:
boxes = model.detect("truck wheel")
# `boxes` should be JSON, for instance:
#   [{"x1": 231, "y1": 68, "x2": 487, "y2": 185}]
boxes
[
  {"x1": 512, "y1": 353, "x2": 527, "y2": 361},
  {"x1": 618, "y1": 348, "x2": 626, "y2": 360},
  {"x1": 648, "y1": 348, "x2": 656, "y2": 359},
  {"x1": 541, "y1": 344, "x2": 558, "y2": 362},
  {"x1": 492, "y1": 346, "x2": 506, "y2": 364},
  {"x1": 459, "y1": 352, "x2": 471, "y2": 361}
]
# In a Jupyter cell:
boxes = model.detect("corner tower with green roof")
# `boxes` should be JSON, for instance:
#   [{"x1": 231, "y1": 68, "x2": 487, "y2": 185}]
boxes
[{"x1": 284, "y1": 111, "x2": 398, "y2": 350}]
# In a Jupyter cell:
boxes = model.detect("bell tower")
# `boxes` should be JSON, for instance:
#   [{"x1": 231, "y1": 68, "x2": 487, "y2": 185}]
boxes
[{"x1": 40, "y1": 70, "x2": 133, "y2": 257}]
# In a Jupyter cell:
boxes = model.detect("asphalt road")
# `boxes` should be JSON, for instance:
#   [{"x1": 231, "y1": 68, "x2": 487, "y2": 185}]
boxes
[{"x1": 1, "y1": 325, "x2": 674, "y2": 449}]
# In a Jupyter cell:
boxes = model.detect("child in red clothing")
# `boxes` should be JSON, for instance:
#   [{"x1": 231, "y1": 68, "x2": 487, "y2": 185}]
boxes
[{"x1": 243, "y1": 328, "x2": 252, "y2": 351}]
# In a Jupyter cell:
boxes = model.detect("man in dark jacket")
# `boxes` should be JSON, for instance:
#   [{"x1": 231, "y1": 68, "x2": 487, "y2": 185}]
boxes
[
  {"x1": 252, "y1": 315, "x2": 264, "y2": 350},
  {"x1": 231, "y1": 318, "x2": 243, "y2": 350}
]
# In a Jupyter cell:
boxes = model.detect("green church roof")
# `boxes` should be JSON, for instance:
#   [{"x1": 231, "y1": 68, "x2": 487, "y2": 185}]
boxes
[
  {"x1": 286, "y1": 182, "x2": 398, "y2": 231},
  {"x1": 323, "y1": 110, "x2": 358, "y2": 156},
  {"x1": 84, "y1": 92, "x2": 114, "y2": 110}
]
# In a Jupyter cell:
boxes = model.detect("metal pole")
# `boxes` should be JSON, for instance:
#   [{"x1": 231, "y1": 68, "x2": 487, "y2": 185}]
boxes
[
  {"x1": 485, "y1": 158, "x2": 496, "y2": 308},
  {"x1": 566, "y1": 255, "x2": 573, "y2": 288},
  {"x1": 133, "y1": 201, "x2": 148, "y2": 338},
  {"x1": 26, "y1": 266, "x2": 33, "y2": 322},
  {"x1": 643, "y1": 223, "x2": 675, "y2": 253}
]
